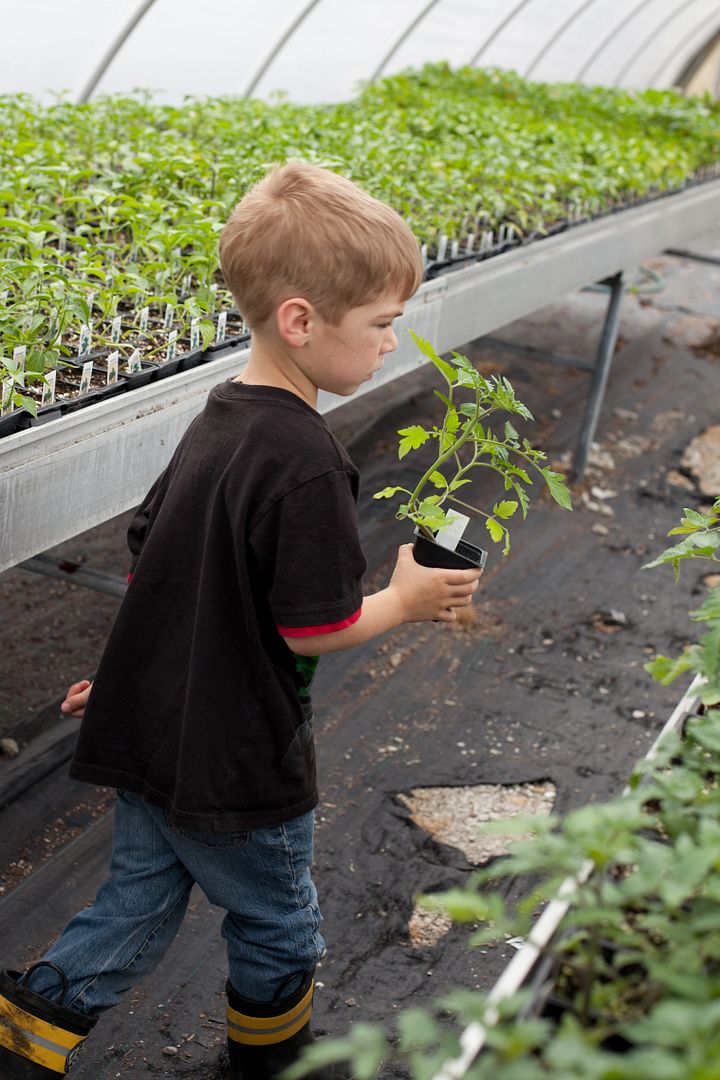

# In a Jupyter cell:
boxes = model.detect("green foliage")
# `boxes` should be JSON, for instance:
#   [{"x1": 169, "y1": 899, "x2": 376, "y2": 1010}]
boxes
[
  {"x1": 373, "y1": 332, "x2": 572, "y2": 552},
  {"x1": 2, "y1": 66, "x2": 719, "y2": 406},
  {"x1": 644, "y1": 498, "x2": 720, "y2": 705}
]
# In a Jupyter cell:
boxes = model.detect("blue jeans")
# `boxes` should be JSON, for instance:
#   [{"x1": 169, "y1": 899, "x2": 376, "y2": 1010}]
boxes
[{"x1": 25, "y1": 791, "x2": 324, "y2": 1017}]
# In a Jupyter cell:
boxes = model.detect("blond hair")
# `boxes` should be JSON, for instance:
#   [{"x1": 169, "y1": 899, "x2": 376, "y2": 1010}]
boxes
[{"x1": 219, "y1": 163, "x2": 423, "y2": 329}]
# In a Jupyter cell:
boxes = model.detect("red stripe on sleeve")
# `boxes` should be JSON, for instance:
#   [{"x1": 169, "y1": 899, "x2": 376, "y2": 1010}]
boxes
[
  {"x1": 127, "y1": 572, "x2": 133, "y2": 584},
  {"x1": 277, "y1": 606, "x2": 362, "y2": 638}
]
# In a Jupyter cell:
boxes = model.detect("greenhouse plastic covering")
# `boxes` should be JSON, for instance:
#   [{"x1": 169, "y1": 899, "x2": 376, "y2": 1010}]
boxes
[{"x1": 2, "y1": 0, "x2": 719, "y2": 104}]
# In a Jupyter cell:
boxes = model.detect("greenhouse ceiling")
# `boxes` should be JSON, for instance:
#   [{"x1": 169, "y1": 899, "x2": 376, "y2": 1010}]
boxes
[{"x1": 2, "y1": 0, "x2": 719, "y2": 104}]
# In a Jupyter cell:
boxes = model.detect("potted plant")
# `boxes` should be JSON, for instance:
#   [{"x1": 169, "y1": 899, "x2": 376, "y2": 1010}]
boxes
[{"x1": 373, "y1": 331, "x2": 572, "y2": 569}]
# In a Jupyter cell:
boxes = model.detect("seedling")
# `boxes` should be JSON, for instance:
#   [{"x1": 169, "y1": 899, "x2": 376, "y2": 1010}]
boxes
[{"x1": 373, "y1": 332, "x2": 572, "y2": 556}]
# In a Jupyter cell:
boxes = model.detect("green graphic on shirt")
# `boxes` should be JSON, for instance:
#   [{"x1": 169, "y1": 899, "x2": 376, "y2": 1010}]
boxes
[{"x1": 293, "y1": 653, "x2": 320, "y2": 706}]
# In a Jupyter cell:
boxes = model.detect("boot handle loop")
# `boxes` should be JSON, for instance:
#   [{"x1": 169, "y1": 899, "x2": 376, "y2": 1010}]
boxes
[{"x1": 19, "y1": 961, "x2": 70, "y2": 1004}]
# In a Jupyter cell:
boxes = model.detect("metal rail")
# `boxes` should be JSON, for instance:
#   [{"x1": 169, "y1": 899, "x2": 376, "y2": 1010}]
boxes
[{"x1": 2, "y1": 179, "x2": 720, "y2": 575}]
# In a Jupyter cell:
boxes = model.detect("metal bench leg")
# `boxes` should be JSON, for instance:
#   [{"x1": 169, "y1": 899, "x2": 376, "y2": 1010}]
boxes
[{"x1": 573, "y1": 272, "x2": 625, "y2": 481}]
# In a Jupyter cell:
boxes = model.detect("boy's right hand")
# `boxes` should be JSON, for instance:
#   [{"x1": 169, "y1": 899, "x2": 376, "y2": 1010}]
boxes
[
  {"x1": 388, "y1": 543, "x2": 483, "y2": 623},
  {"x1": 60, "y1": 679, "x2": 93, "y2": 719}
]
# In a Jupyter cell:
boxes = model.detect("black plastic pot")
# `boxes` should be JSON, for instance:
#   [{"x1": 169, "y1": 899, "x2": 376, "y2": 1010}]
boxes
[
  {"x1": 412, "y1": 529, "x2": 487, "y2": 570},
  {"x1": 0, "y1": 409, "x2": 33, "y2": 438},
  {"x1": 123, "y1": 360, "x2": 159, "y2": 390}
]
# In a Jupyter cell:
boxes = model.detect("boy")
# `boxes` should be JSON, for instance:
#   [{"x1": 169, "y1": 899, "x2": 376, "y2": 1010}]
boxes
[{"x1": 0, "y1": 163, "x2": 482, "y2": 1080}]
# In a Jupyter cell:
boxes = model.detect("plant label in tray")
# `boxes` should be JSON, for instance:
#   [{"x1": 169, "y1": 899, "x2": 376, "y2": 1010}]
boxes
[
  {"x1": 435, "y1": 512, "x2": 470, "y2": 552},
  {"x1": 0, "y1": 290, "x2": 9, "y2": 304},
  {"x1": 13, "y1": 345, "x2": 26, "y2": 371},
  {"x1": 41, "y1": 369, "x2": 56, "y2": 407},
  {"x1": 78, "y1": 323, "x2": 91, "y2": 357},
  {"x1": 166, "y1": 330, "x2": 177, "y2": 362},
  {"x1": 190, "y1": 317, "x2": 200, "y2": 351},
  {"x1": 80, "y1": 360, "x2": 93, "y2": 396},
  {"x1": 163, "y1": 303, "x2": 174, "y2": 331},
  {"x1": 216, "y1": 311, "x2": 227, "y2": 343},
  {"x1": 107, "y1": 351, "x2": 119, "y2": 384},
  {"x1": 127, "y1": 348, "x2": 141, "y2": 374},
  {"x1": 437, "y1": 234, "x2": 448, "y2": 262},
  {"x1": 139, "y1": 306, "x2": 149, "y2": 332},
  {"x1": 1, "y1": 379, "x2": 11, "y2": 415},
  {"x1": 111, "y1": 315, "x2": 122, "y2": 343}
]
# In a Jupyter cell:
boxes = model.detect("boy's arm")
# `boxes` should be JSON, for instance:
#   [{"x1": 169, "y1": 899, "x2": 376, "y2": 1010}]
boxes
[{"x1": 283, "y1": 544, "x2": 481, "y2": 656}]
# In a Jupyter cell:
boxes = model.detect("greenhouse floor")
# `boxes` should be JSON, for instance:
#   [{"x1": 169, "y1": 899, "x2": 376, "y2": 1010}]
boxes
[{"x1": 1, "y1": 238, "x2": 720, "y2": 1078}]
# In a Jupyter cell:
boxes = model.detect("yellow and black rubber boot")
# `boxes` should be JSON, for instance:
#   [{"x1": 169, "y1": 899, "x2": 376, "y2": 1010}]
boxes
[
  {"x1": 226, "y1": 969, "x2": 352, "y2": 1080},
  {"x1": 0, "y1": 965, "x2": 95, "y2": 1077}
]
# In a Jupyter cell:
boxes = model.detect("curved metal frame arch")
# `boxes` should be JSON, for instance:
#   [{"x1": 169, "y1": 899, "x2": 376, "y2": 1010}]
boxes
[
  {"x1": 615, "y1": 0, "x2": 710, "y2": 86},
  {"x1": 370, "y1": 0, "x2": 446, "y2": 83},
  {"x1": 524, "y1": 0, "x2": 602, "y2": 79},
  {"x1": 468, "y1": 0, "x2": 535, "y2": 67},
  {"x1": 649, "y1": 10, "x2": 720, "y2": 86},
  {"x1": 243, "y1": 0, "x2": 325, "y2": 99},
  {"x1": 576, "y1": 0, "x2": 657, "y2": 82},
  {"x1": 77, "y1": 0, "x2": 160, "y2": 104}
]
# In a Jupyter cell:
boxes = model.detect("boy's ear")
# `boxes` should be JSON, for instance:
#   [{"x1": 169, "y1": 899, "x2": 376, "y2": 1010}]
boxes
[{"x1": 276, "y1": 297, "x2": 315, "y2": 348}]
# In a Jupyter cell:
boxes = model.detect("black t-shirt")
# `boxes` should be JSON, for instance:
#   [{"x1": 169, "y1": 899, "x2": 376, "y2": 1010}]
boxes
[{"x1": 69, "y1": 381, "x2": 367, "y2": 830}]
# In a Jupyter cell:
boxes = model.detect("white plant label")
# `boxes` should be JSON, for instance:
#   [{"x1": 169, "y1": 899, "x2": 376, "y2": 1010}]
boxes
[
  {"x1": 41, "y1": 369, "x2": 56, "y2": 407},
  {"x1": 450, "y1": 239, "x2": 459, "y2": 260},
  {"x1": 209, "y1": 282, "x2": 217, "y2": 312},
  {"x1": 465, "y1": 233, "x2": 475, "y2": 254},
  {"x1": 78, "y1": 323, "x2": 91, "y2": 357},
  {"x1": 182, "y1": 274, "x2": 191, "y2": 295},
  {"x1": 80, "y1": 360, "x2": 93, "y2": 396},
  {"x1": 420, "y1": 243, "x2": 428, "y2": 269},
  {"x1": 435, "y1": 512, "x2": 470, "y2": 553},
  {"x1": 0, "y1": 290, "x2": 8, "y2": 304},
  {"x1": 127, "y1": 348, "x2": 142, "y2": 374},
  {"x1": 139, "y1": 306, "x2": 149, "y2": 332},
  {"x1": 13, "y1": 345, "x2": 26, "y2": 371},
  {"x1": 166, "y1": 330, "x2": 177, "y2": 362},
  {"x1": 437, "y1": 234, "x2": 448, "y2": 262},
  {"x1": 86, "y1": 291, "x2": 96, "y2": 314},
  {"x1": 1, "y1": 379, "x2": 12, "y2": 415},
  {"x1": 163, "y1": 303, "x2": 174, "y2": 331},
  {"x1": 216, "y1": 311, "x2": 227, "y2": 343},
  {"x1": 107, "y1": 350, "x2": 119, "y2": 385},
  {"x1": 111, "y1": 315, "x2": 122, "y2": 343},
  {"x1": 58, "y1": 234, "x2": 67, "y2": 254},
  {"x1": 190, "y1": 317, "x2": 200, "y2": 351}
]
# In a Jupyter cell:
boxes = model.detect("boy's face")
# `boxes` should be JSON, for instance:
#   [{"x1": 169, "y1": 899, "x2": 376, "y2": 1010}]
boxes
[{"x1": 306, "y1": 292, "x2": 405, "y2": 397}]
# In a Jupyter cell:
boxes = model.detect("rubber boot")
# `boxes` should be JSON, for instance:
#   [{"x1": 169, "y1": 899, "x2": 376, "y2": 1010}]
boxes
[
  {"x1": 226, "y1": 970, "x2": 352, "y2": 1080},
  {"x1": 0, "y1": 964, "x2": 95, "y2": 1076}
]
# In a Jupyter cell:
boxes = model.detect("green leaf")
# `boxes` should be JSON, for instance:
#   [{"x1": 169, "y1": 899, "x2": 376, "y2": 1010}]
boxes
[
  {"x1": 504, "y1": 420, "x2": 519, "y2": 440},
  {"x1": 644, "y1": 650, "x2": 697, "y2": 685},
  {"x1": 486, "y1": 517, "x2": 504, "y2": 543},
  {"x1": 493, "y1": 500, "x2": 518, "y2": 519},
  {"x1": 397, "y1": 425, "x2": 429, "y2": 459},
  {"x1": 428, "y1": 471, "x2": 448, "y2": 489},
  {"x1": 373, "y1": 486, "x2": 406, "y2": 500},
  {"x1": 542, "y1": 468, "x2": 572, "y2": 510},
  {"x1": 408, "y1": 329, "x2": 456, "y2": 385}
]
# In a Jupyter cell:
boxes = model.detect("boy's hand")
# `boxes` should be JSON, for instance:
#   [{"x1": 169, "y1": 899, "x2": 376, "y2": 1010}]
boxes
[
  {"x1": 388, "y1": 543, "x2": 482, "y2": 623},
  {"x1": 60, "y1": 679, "x2": 93, "y2": 719}
]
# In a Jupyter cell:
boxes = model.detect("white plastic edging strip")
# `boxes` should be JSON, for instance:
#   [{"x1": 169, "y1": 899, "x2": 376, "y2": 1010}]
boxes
[{"x1": 430, "y1": 673, "x2": 706, "y2": 1080}]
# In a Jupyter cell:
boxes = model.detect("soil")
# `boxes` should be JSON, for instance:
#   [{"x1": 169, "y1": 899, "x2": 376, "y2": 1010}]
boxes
[{"x1": 0, "y1": 240, "x2": 719, "y2": 1077}]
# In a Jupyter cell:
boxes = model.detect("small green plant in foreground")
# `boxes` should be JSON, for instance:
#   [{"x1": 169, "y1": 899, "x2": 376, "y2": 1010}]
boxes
[{"x1": 373, "y1": 332, "x2": 572, "y2": 553}]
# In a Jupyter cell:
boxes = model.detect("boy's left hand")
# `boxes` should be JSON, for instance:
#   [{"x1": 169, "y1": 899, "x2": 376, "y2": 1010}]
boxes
[{"x1": 61, "y1": 679, "x2": 93, "y2": 718}]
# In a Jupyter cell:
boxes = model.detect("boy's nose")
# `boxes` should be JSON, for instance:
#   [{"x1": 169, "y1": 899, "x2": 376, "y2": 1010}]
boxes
[{"x1": 383, "y1": 328, "x2": 398, "y2": 354}]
